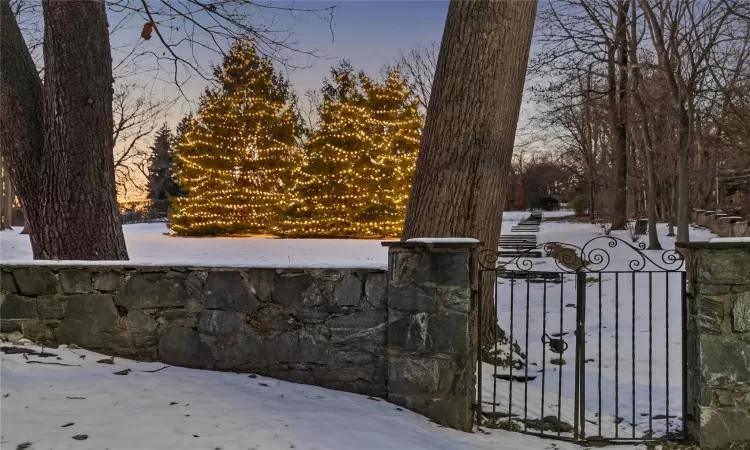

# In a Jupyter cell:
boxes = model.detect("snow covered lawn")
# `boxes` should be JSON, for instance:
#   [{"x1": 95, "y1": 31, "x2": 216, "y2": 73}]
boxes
[
  {"x1": 1, "y1": 343, "x2": 642, "y2": 450},
  {"x1": 0, "y1": 212, "x2": 707, "y2": 449},
  {"x1": 0, "y1": 211, "x2": 573, "y2": 267}
]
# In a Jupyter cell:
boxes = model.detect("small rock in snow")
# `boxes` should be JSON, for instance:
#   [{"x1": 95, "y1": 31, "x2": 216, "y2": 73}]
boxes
[
  {"x1": 97, "y1": 356, "x2": 115, "y2": 364},
  {"x1": 7, "y1": 332, "x2": 24, "y2": 343},
  {"x1": 113, "y1": 369, "x2": 131, "y2": 376},
  {"x1": 72, "y1": 435, "x2": 88, "y2": 440},
  {"x1": 61, "y1": 423, "x2": 74, "y2": 427}
]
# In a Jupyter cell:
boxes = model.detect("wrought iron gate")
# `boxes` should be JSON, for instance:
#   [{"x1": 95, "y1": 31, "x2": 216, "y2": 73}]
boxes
[{"x1": 477, "y1": 236, "x2": 687, "y2": 444}]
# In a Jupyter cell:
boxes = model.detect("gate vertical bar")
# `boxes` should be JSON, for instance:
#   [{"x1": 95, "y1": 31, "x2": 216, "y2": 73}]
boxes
[
  {"x1": 508, "y1": 272, "x2": 514, "y2": 423},
  {"x1": 665, "y1": 271, "x2": 670, "y2": 437},
  {"x1": 541, "y1": 278, "x2": 548, "y2": 437},
  {"x1": 681, "y1": 271, "x2": 687, "y2": 440},
  {"x1": 632, "y1": 272, "x2": 636, "y2": 439},
  {"x1": 615, "y1": 273, "x2": 620, "y2": 439},
  {"x1": 523, "y1": 276, "x2": 531, "y2": 431},
  {"x1": 575, "y1": 271, "x2": 587, "y2": 440},
  {"x1": 477, "y1": 270, "x2": 483, "y2": 427},
  {"x1": 557, "y1": 276, "x2": 564, "y2": 438}
]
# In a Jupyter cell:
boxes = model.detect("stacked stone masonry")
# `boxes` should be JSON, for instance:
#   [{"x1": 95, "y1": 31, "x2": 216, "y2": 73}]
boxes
[
  {"x1": 681, "y1": 241, "x2": 750, "y2": 449},
  {"x1": 692, "y1": 209, "x2": 750, "y2": 237},
  {"x1": 384, "y1": 241, "x2": 479, "y2": 432},
  {"x1": 0, "y1": 240, "x2": 479, "y2": 431},
  {"x1": 0, "y1": 266, "x2": 389, "y2": 397}
]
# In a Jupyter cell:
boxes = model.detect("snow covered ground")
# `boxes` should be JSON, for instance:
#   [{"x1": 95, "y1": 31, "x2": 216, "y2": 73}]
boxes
[
  {"x1": 0, "y1": 211, "x2": 709, "y2": 449},
  {"x1": 0, "y1": 211, "x2": 570, "y2": 267},
  {"x1": 1, "y1": 343, "x2": 643, "y2": 450}
]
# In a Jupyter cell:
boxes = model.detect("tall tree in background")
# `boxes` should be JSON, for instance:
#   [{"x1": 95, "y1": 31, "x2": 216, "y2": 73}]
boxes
[
  {"x1": 397, "y1": 42, "x2": 439, "y2": 109},
  {"x1": 628, "y1": 0, "x2": 661, "y2": 249},
  {"x1": 147, "y1": 124, "x2": 180, "y2": 214},
  {"x1": 170, "y1": 40, "x2": 303, "y2": 236},
  {"x1": 609, "y1": 0, "x2": 630, "y2": 230},
  {"x1": 639, "y1": 0, "x2": 733, "y2": 243},
  {"x1": 1, "y1": 0, "x2": 127, "y2": 259},
  {"x1": 284, "y1": 64, "x2": 422, "y2": 237},
  {"x1": 401, "y1": 0, "x2": 538, "y2": 347}
]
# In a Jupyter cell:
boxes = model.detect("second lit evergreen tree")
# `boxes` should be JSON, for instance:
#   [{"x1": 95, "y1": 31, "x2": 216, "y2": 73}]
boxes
[{"x1": 282, "y1": 64, "x2": 423, "y2": 237}]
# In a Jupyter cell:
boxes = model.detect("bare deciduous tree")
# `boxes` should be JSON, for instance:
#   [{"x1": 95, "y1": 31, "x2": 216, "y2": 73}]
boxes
[
  {"x1": 396, "y1": 42, "x2": 438, "y2": 109},
  {"x1": 112, "y1": 83, "x2": 171, "y2": 199}
]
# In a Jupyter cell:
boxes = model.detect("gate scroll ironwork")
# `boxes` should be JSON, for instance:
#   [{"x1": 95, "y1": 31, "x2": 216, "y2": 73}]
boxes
[{"x1": 477, "y1": 236, "x2": 687, "y2": 444}]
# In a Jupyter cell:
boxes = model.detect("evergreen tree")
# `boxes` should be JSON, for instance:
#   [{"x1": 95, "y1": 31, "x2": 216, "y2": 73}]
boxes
[
  {"x1": 170, "y1": 39, "x2": 304, "y2": 235},
  {"x1": 147, "y1": 124, "x2": 180, "y2": 214},
  {"x1": 361, "y1": 70, "x2": 423, "y2": 232},
  {"x1": 283, "y1": 64, "x2": 423, "y2": 237}
]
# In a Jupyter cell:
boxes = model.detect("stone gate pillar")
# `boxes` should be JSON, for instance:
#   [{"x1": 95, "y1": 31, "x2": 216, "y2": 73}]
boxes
[
  {"x1": 382, "y1": 238, "x2": 480, "y2": 432},
  {"x1": 678, "y1": 240, "x2": 750, "y2": 448}
]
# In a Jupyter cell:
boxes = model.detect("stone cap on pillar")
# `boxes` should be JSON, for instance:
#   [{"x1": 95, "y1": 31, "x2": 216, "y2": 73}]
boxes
[{"x1": 381, "y1": 238, "x2": 482, "y2": 249}]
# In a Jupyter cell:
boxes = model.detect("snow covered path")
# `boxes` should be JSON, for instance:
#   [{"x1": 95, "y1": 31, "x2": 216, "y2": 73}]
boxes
[{"x1": 1, "y1": 343, "x2": 641, "y2": 450}]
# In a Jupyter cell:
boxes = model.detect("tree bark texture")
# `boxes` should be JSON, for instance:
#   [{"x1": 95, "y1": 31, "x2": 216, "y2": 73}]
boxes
[
  {"x1": 0, "y1": 0, "x2": 43, "y2": 240},
  {"x1": 401, "y1": 0, "x2": 537, "y2": 348},
  {"x1": 1, "y1": 0, "x2": 128, "y2": 259}
]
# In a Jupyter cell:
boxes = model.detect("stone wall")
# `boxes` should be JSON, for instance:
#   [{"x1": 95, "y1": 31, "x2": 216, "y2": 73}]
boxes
[
  {"x1": 692, "y1": 209, "x2": 750, "y2": 237},
  {"x1": 383, "y1": 240, "x2": 479, "y2": 432},
  {"x1": 0, "y1": 265, "x2": 389, "y2": 396},
  {"x1": 0, "y1": 240, "x2": 479, "y2": 431},
  {"x1": 679, "y1": 241, "x2": 750, "y2": 449}
]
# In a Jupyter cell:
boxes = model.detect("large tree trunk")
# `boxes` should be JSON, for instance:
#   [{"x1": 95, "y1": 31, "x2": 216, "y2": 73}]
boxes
[
  {"x1": 1, "y1": 0, "x2": 43, "y2": 244},
  {"x1": 1, "y1": 0, "x2": 128, "y2": 259},
  {"x1": 401, "y1": 0, "x2": 537, "y2": 349}
]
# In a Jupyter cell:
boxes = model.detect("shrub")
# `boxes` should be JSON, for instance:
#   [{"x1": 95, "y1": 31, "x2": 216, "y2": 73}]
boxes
[{"x1": 531, "y1": 196, "x2": 560, "y2": 211}]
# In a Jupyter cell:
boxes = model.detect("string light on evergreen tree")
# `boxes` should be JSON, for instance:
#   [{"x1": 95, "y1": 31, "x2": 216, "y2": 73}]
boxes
[
  {"x1": 281, "y1": 63, "x2": 423, "y2": 237},
  {"x1": 169, "y1": 39, "x2": 304, "y2": 235}
]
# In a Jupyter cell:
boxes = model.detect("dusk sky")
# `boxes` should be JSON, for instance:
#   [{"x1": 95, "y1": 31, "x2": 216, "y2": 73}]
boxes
[
  {"x1": 283, "y1": 1, "x2": 449, "y2": 96},
  {"x1": 109, "y1": 1, "x2": 452, "y2": 125}
]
